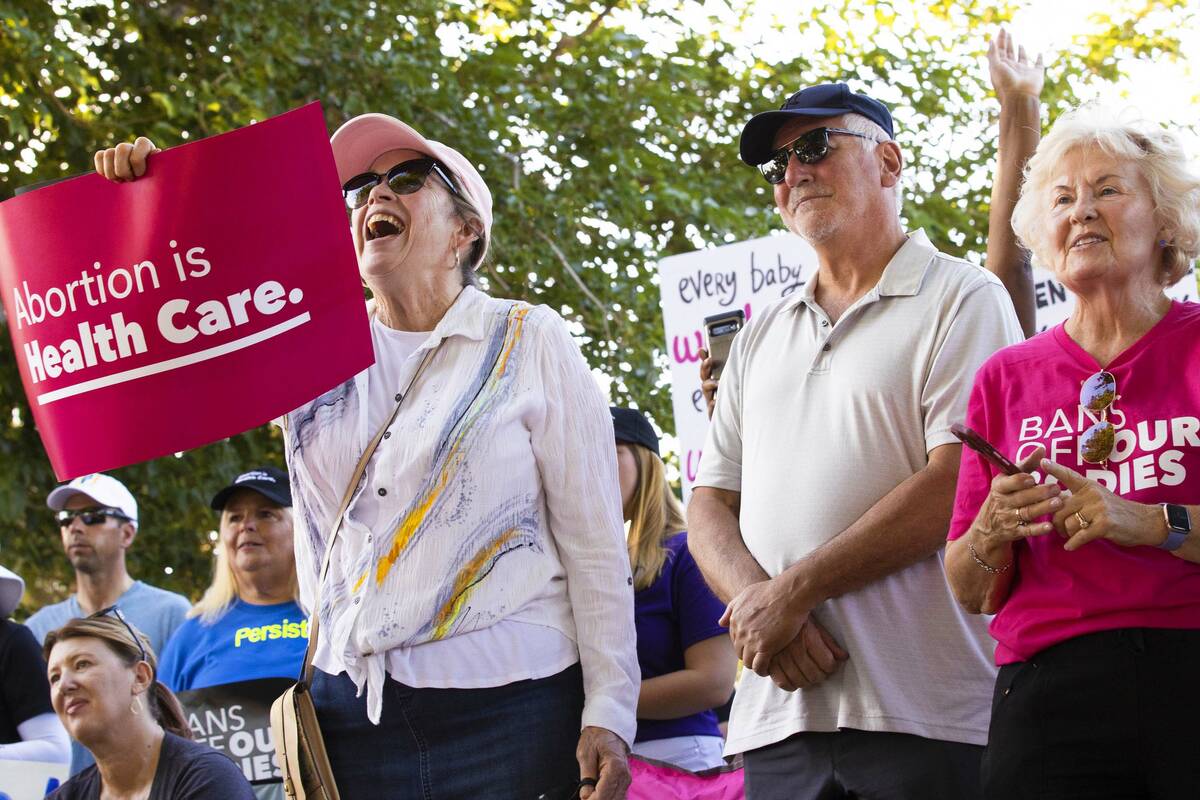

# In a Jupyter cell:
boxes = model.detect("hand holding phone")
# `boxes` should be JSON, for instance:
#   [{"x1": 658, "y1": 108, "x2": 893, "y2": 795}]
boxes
[
  {"x1": 951, "y1": 423, "x2": 1020, "y2": 475},
  {"x1": 703, "y1": 310, "x2": 745, "y2": 381}
]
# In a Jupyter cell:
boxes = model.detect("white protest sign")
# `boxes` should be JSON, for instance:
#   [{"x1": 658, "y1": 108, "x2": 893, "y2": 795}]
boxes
[
  {"x1": 0, "y1": 759, "x2": 68, "y2": 800},
  {"x1": 658, "y1": 232, "x2": 819, "y2": 496},
  {"x1": 659, "y1": 232, "x2": 1198, "y2": 497}
]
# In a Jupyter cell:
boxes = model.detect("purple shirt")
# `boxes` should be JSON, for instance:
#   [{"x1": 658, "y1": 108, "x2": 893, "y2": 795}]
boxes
[{"x1": 634, "y1": 531, "x2": 728, "y2": 743}]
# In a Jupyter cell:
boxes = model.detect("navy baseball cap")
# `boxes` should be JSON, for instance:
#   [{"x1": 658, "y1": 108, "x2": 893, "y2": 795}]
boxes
[
  {"x1": 611, "y1": 407, "x2": 660, "y2": 457},
  {"x1": 739, "y1": 83, "x2": 894, "y2": 166},
  {"x1": 210, "y1": 466, "x2": 292, "y2": 510}
]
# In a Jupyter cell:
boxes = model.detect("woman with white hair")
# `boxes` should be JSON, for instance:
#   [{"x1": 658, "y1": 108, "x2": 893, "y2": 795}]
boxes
[
  {"x1": 944, "y1": 105, "x2": 1200, "y2": 798},
  {"x1": 95, "y1": 115, "x2": 638, "y2": 799},
  {"x1": 157, "y1": 467, "x2": 305, "y2": 692}
]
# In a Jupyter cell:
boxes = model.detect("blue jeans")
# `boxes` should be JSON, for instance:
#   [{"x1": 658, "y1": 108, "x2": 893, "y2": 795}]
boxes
[{"x1": 311, "y1": 663, "x2": 584, "y2": 799}]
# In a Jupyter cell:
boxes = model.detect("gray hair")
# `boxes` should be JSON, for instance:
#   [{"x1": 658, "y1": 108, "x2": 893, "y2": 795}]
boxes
[
  {"x1": 448, "y1": 192, "x2": 486, "y2": 288},
  {"x1": 839, "y1": 113, "x2": 903, "y2": 217},
  {"x1": 1011, "y1": 104, "x2": 1200, "y2": 285}
]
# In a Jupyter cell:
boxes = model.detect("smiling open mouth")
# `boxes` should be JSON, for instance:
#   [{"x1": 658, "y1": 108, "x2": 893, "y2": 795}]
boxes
[{"x1": 366, "y1": 212, "x2": 406, "y2": 241}]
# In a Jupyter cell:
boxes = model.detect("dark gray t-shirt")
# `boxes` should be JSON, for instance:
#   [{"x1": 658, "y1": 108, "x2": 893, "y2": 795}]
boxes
[{"x1": 47, "y1": 732, "x2": 255, "y2": 800}]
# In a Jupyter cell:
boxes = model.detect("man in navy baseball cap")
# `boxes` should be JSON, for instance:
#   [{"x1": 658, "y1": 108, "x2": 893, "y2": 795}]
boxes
[
  {"x1": 686, "y1": 76, "x2": 1024, "y2": 799},
  {"x1": 739, "y1": 83, "x2": 895, "y2": 166}
]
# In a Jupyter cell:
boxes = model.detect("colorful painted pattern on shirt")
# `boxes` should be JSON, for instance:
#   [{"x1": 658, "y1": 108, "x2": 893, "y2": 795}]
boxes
[{"x1": 306, "y1": 302, "x2": 539, "y2": 647}]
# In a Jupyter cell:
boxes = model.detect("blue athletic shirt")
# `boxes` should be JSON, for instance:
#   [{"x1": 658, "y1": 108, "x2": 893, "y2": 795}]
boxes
[{"x1": 158, "y1": 599, "x2": 308, "y2": 692}]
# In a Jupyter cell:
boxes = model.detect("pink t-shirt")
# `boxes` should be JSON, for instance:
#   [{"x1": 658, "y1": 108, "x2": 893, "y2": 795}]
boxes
[{"x1": 948, "y1": 300, "x2": 1200, "y2": 664}]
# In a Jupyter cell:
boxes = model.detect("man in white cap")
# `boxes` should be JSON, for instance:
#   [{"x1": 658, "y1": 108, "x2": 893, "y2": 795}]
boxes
[
  {"x1": 26, "y1": 473, "x2": 190, "y2": 775},
  {"x1": 27, "y1": 473, "x2": 190, "y2": 652}
]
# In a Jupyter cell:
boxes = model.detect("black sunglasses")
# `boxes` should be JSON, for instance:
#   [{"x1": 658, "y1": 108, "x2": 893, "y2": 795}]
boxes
[
  {"x1": 758, "y1": 126, "x2": 880, "y2": 184},
  {"x1": 342, "y1": 157, "x2": 460, "y2": 211},
  {"x1": 56, "y1": 506, "x2": 131, "y2": 527},
  {"x1": 90, "y1": 605, "x2": 149, "y2": 664}
]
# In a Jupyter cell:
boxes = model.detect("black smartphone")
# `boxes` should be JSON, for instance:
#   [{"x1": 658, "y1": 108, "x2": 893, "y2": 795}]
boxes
[
  {"x1": 703, "y1": 309, "x2": 745, "y2": 381},
  {"x1": 951, "y1": 423, "x2": 1021, "y2": 475}
]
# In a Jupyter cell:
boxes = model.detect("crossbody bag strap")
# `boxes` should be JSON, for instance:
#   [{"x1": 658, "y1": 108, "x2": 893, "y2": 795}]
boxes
[{"x1": 298, "y1": 345, "x2": 439, "y2": 687}]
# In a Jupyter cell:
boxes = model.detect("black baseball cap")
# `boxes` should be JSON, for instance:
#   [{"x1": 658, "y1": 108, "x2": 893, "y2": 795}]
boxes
[
  {"x1": 739, "y1": 83, "x2": 895, "y2": 166},
  {"x1": 210, "y1": 466, "x2": 292, "y2": 510},
  {"x1": 611, "y1": 407, "x2": 660, "y2": 457}
]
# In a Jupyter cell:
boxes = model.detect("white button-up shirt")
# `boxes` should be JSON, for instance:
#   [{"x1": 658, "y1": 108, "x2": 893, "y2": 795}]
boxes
[{"x1": 283, "y1": 287, "x2": 639, "y2": 744}]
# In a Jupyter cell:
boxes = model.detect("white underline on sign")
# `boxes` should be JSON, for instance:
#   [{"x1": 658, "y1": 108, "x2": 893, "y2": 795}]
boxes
[{"x1": 36, "y1": 312, "x2": 312, "y2": 405}]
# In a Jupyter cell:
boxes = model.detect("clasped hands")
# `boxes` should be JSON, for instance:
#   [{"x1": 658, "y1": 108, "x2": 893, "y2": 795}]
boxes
[{"x1": 720, "y1": 578, "x2": 847, "y2": 692}]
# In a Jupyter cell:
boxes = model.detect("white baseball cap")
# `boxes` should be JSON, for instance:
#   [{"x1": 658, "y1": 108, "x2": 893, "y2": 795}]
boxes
[
  {"x1": 46, "y1": 473, "x2": 139, "y2": 526},
  {"x1": 0, "y1": 565, "x2": 23, "y2": 618}
]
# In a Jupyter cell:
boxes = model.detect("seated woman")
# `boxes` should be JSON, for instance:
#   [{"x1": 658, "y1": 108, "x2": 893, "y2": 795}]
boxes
[
  {"x1": 0, "y1": 565, "x2": 70, "y2": 768},
  {"x1": 944, "y1": 105, "x2": 1200, "y2": 798},
  {"x1": 158, "y1": 467, "x2": 306, "y2": 691},
  {"x1": 44, "y1": 610, "x2": 254, "y2": 798},
  {"x1": 612, "y1": 407, "x2": 736, "y2": 772}
]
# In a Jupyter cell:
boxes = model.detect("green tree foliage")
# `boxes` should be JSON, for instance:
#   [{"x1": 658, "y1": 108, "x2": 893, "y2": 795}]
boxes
[{"x1": 1, "y1": 0, "x2": 1193, "y2": 612}]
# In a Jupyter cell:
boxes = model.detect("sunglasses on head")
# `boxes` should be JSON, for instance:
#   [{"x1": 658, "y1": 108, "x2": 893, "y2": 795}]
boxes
[
  {"x1": 56, "y1": 507, "x2": 131, "y2": 527},
  {"x1": 758, "y1": 126, "x2": 880, "y2": 185},
  {"x1": 89, "y1": 604, "x2": 149, "y2": 664},
  {"x1": 342, "y1": 157, "x2": 460, "y2": 211},
  {"x1": 1078, "y1": 370, "x2": 1119, "y2": 464}
]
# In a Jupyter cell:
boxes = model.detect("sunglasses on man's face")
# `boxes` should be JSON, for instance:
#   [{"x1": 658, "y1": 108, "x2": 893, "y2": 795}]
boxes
[
  {"x1": 342, "y1": 157, "x2": 460, "y2": 211},
  {"x1": 89, "y1": 604, "x2": 149, "y2": 664},
  {"x1": 757, "y1": 127, "x2": 880, "y2": 185},
  {"x1": 56, "y1": 507, "x2": 131, "y2": 527}
]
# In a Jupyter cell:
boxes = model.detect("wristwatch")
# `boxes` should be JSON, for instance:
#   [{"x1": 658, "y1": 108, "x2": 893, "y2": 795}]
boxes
[{"x1": 1159, "y1": 504, "x2": 1192, "y2": 551}]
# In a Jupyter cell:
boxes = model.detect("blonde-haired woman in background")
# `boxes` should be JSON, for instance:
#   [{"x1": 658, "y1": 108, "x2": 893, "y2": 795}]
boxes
[
  {"x1": 612, "y1": 407, "x2": 737, "y2": 771},
  {"x1": 158, "y1": 467, "x2": 306, "y2": 692}
]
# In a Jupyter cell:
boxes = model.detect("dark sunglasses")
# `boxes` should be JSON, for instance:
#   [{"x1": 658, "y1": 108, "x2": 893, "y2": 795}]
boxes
[
  {"x1": 758, "y1": 127, "x2": 880, "y2": 184},
  {"x1": 89, "y1": 604, "x2": 149, "y2": 664},
  {"x1": 1079, "y1": 371, "x2": 1118, "y2": 464},
  {"x1": 342, "y1": 157, "x2": 460, "y2": 211},
  {"x1": 56, "y1": 506, "x2": 131, "y2": 527}
]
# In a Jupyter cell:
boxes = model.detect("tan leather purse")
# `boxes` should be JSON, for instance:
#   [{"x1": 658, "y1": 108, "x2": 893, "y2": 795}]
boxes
[{"x1": 271, "y1": 347, "x2": 438, "y2": 800}]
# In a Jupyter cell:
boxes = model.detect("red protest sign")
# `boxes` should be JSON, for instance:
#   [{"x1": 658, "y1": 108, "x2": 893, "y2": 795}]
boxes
[{"x1": 0, "y1": 102, "x2": 372, "y2": 479}]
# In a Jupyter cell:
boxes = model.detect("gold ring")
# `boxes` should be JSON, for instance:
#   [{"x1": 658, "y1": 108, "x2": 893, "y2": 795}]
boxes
[
  {"x1": 1075, "y1": 511, "x2": 1091, "y2": 529},
  {"x1": 1018, "y1": 506, "x2": 1029, "y2": 523}
]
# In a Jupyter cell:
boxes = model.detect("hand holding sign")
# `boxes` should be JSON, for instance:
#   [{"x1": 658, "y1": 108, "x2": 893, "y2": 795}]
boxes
[
  {"x1": 93, "y1": 136, "x2": 160, "y2": 181},
  {"x1": 0, "y1": 103, "x2": 373, "y2": 479}
]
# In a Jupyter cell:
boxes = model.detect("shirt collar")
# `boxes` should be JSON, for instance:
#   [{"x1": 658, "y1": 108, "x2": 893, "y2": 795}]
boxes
[
  {"x1": 783, "y1": 228, "x2": 937, "y2": 312},
  {"x1": 367, "y1": 285, "x2": 494, "y2": 348}
]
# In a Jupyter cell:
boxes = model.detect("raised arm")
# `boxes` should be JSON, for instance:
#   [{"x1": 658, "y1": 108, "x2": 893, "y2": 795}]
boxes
[{"x1": 985, "y1": 28, "x2": 1043, "y2": 337}]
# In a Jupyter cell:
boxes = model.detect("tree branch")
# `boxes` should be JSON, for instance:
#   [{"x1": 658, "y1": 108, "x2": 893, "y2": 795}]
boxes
[
  {"x1": 547, "y1": 0, "x2": 623, "y2": 61},
  {"x1": 533, "y1": 227, "x2": 612, "y2": 341}
]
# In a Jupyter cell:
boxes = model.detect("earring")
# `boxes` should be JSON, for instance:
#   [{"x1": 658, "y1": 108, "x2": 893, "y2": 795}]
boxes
[
  {"x1": 130, "y1": 695, "x2": 143, "y2": 715},
  {"x1": 1159, "y1": 239, "x2": 1169, "y2": 248}
]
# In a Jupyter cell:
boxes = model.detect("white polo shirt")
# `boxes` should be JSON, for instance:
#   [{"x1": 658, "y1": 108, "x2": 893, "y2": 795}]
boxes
[{"x1": 697, "y1": 230, "x2": 1023, "y2": 755}]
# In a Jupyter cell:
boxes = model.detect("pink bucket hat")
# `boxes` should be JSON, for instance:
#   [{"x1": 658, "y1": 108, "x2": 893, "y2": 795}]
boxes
[{"x1": 330, "y1": 114, "x2": 493, "y2": 263}]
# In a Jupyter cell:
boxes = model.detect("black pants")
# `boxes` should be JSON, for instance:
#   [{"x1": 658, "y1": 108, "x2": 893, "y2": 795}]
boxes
[
  {"x1": 983, "y1": 627, "x2": 1200, "y2": 800},
  {"x1": 743, "y1": 729, "x2": 983, "y2": 800}
]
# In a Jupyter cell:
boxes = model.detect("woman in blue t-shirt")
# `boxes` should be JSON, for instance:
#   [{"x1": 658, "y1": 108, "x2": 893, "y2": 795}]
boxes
[
  {"x1": 158, "y1": 467, "x2": 308, "y2": 692},
  {"x1": 611, "y1": 407, "x2": 736, "y2": 771}
]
